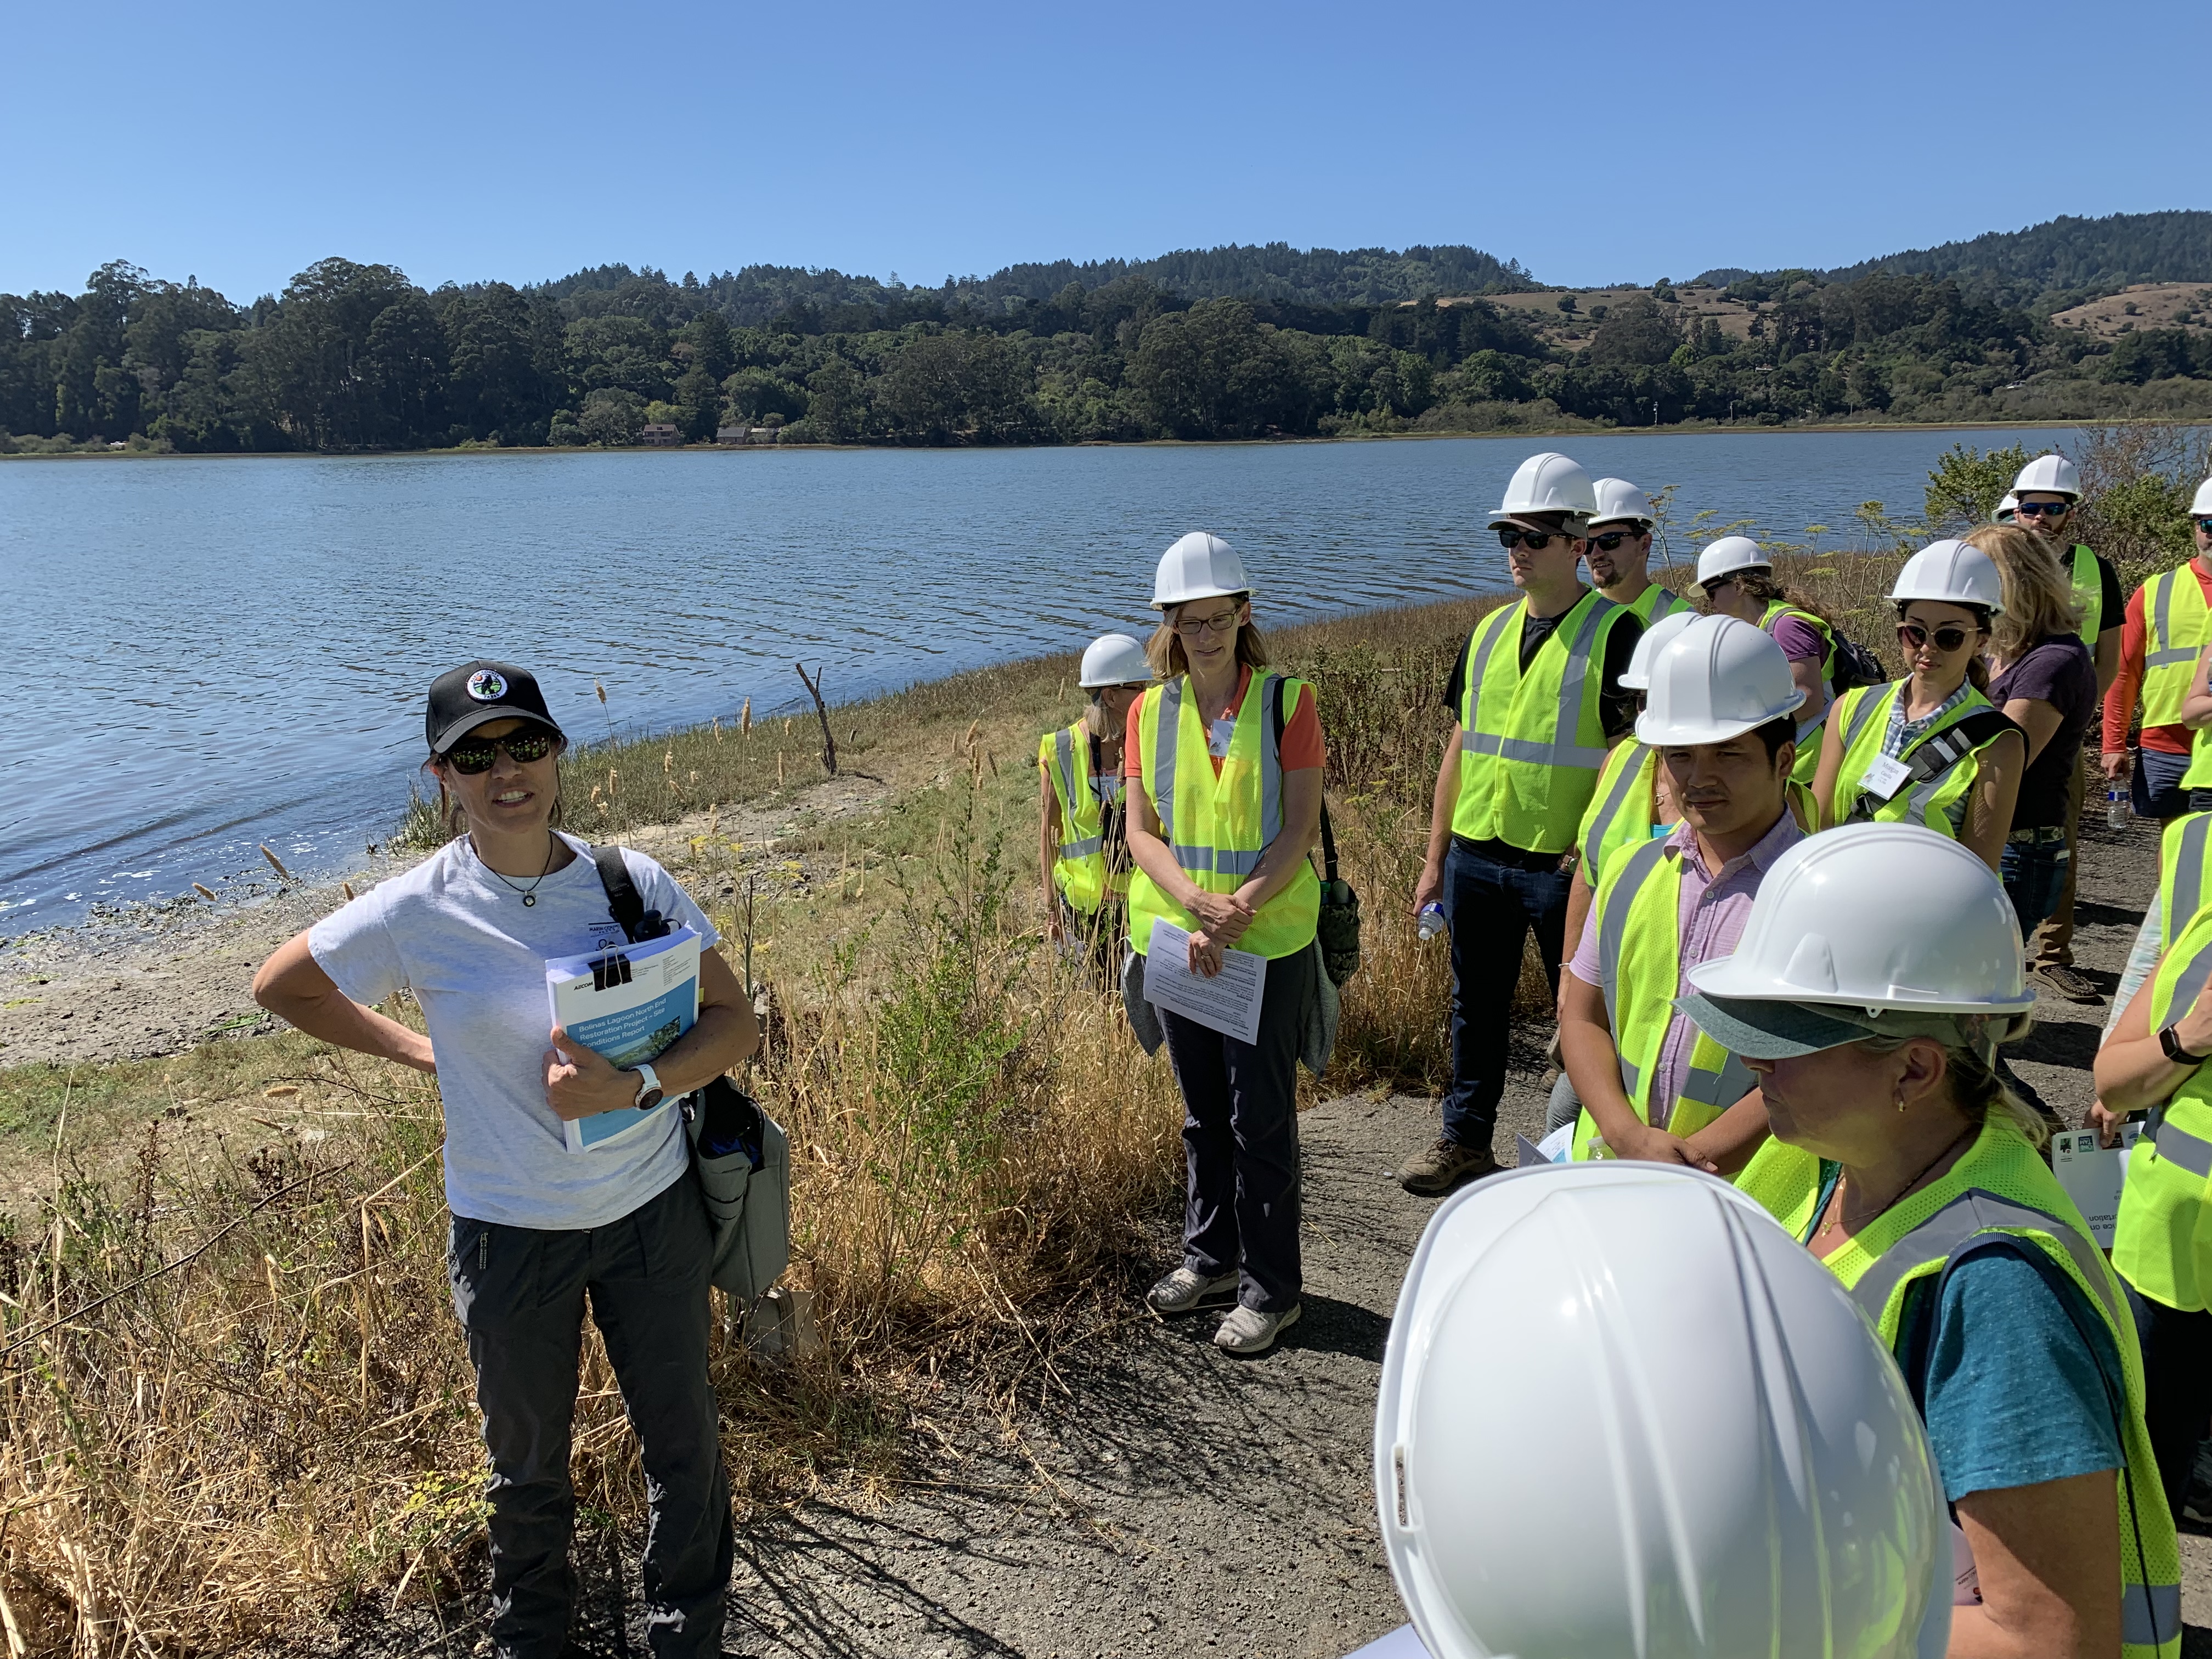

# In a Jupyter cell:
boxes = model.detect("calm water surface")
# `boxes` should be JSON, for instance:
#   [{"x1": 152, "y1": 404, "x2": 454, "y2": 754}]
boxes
[{"x1": 0, "y1": 428, "x2": 2069, "y2": 929}]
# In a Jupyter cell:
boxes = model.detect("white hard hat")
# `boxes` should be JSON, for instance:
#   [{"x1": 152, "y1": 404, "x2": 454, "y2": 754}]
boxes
[
  {"x1": 1696, "y1": 535, "x2": 1769, "y2": 585},
  {"x1": 1488, "y1": 452, "x2": 1597, "y2": 530},
  {"x1": 1636, "y1": 613, "x2": 1805, "y2": 746},
  {"x1": 1994, "y1": 492, "x2": 2018, "y2": 521},
  {"x1": 2012, "y1": 453, "x2": 2081, "y2": 501},
  {"x1": 1686, "y1": 822, "x2": 2034, "y2": 1016},
  {"x1": 1891, "y1": 539, "x2": 2004, "y2": 615},
  {"x1": 1617, "y1": 607, "x2": 1700, "y2": 691},
  {"x1": 2192, "y1": 477, "x2": 2212, "y2": 518},
  {"x1": 1077, "y1": 632, "x2": 1150, "y2": 689},
  {"x1": 1587, "y1": 476, "x2": 1653, "y2": 529},
  {"x1": 1378, "y1": 1161, "x2": 1948, "y2": 1659},
  {"x1": 1150, "y1": 532, "x2": 1250, "y2": 610}
]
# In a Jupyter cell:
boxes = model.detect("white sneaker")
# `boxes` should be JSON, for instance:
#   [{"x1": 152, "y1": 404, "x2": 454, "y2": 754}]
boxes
[
  {"x1": 1214, "y1": 1302, "x2": 1301, "y2": 1355},
  {"x1": 1146, "y1": 1266, "x2": 1238, "y2": 1316}
]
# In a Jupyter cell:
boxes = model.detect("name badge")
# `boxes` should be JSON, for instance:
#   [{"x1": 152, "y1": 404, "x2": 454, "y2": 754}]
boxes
[
  {"x1": 1861, "y1": 753, "x2": 1912, "y2": 800},
  {"x1": 1209, "y1": 718, "x2": 1237, "y2": 758}
]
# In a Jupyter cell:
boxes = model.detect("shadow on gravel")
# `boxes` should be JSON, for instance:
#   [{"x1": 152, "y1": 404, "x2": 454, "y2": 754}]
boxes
[
  {"x1": 1281, "y1": 1294, "x2": 1392, "y2": 1363},
  {"x1": 2013, "y1": 1016, "x2": 2106, "y2": 1071},
  {"x1": 2075, "y1": 900, "x2": 2147, "y2": 930}
]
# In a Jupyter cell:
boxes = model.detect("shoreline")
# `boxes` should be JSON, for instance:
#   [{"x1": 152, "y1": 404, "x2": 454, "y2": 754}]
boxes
[{"x1": 0, "y1": 414, "x2": 2174, "y2": 464}]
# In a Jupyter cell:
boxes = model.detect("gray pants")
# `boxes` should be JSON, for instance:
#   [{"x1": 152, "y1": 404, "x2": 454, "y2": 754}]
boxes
[
  {"x1": 1545, "y1": 1071, "x2": 1582, "y2": 1136},
  {"x1": 447, "y1": 1170, "x2": 732, "y2": 1659}
]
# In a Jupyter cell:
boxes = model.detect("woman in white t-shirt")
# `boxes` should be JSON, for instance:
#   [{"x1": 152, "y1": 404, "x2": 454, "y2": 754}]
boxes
[{"x1": 253, "y1": 659, "x2": 757, "y2": 1659}]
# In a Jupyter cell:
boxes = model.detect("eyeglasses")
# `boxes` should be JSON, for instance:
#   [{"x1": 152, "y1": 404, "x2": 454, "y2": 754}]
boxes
[
  {"x1": 1700, "y1": 576, "x2": 1738, "y2": 597},
  {"x1": 2013, "y1": 500, "x2": 2070, "y2": 518},
  {"x1": 1498, "y1": 527, "x2": 1574, "y2": 551},
  {"x1": 1588, "y1": 531, "x2": 1641, "y2": 552},
  {"x1": 442, "y1": 730, "x2": 558, "y2": 774},
  {"x1": 1173, "y1": 607, "x2": 1244, "y2": 639},
  {"x1": 2196, "y1": 518, "x2": 2212, "y2": 536},
  {"x1": 1898, "y1": 622, "x2": 1973, "y2": 654}
]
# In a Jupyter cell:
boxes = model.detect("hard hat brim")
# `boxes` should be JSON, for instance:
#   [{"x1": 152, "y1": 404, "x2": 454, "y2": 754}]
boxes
[
  {"x1": 1634, "y1": 686, "x2": 1808, "y2": 747},
  {"x1": 1489, "y1": 513, "x2": 1589, "y2": 535},
  {"x1": 1148, "y1": 585, "x2": 1250, "y2": 611},
  {"x1": 1672, "y1": 992, "x2": 1884, "y2": 1059}
]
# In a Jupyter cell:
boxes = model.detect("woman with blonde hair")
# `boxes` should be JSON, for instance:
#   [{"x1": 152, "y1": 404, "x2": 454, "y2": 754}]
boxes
[
  {"x1": 1968, "y1": 523, "x2": 2096, "y2": 938},
  {"x1": 1125, "y1": 532, "x2": 1325, "y2": 1357}
]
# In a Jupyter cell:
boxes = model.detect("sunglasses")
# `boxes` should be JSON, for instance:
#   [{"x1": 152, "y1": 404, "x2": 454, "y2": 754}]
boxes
[
  {"x1": 442, "y1": 730, "x2": 558, "y2": 774},
  {"x1": 1588, "y1": 531, "x2": 1641, "y2": 552},
  {"x1": 1897, "y1": 621, "x2": 1973, "y2": 654},
  {"x1": 2013, "y1": 500, "x2": 2070, "y2": 518},
  {"x1": 2197, "y1": 518, "x2": 2212, "y2": 536},
  {"x1": 1498, "y1": 527, "x2": 1575, "y2": 551}
]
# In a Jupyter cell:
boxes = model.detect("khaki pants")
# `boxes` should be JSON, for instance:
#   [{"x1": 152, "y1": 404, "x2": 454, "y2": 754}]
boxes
[{"x1": 2032, "y1": 751, "x2": 2089, "y2": 968}]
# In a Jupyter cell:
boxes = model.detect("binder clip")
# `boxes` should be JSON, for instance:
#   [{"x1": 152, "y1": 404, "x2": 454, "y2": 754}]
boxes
[{"x1": 590, "y1": 953, "x2": 633, "y2": 992}]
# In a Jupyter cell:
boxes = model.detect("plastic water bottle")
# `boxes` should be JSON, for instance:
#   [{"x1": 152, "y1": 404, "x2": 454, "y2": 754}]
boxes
[
  {"x1": 2107, "y1": 787, "x2": 2129, "y2": 830},
  {"x1": 1416, "y1": 902, "x2": 1446, "y2": 942}
]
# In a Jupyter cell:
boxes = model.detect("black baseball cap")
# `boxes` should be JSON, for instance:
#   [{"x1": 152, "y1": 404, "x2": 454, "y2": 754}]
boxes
[{"x1": 425, "y1": 661, "x2": 565, "y2": 754}]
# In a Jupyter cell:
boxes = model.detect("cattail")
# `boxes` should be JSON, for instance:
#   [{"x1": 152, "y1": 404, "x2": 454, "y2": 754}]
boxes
[
  {"x1": 777, "y1": 751, "x2": 785, "y2": 786},
  {"x1": 689, "y1": 769, "x2": 699, "y2": 787},
  {"x1": 712, "y1": 715, "x2": 722, "y2": 743},
  {"x1": 595, "y1": 680, "x2": 607, "y2": 706},
  {"x1": 192, "y1": 883, "x2": 217, "y2": 901},
  {"x1": 590, "y1": 785, "x2": 603, "y2": 805},
  {"x1": 341, "y1": 882, "x2": 356, "y2": 902},
  {"x1": 607, "y1": 769, "x2": 618, "y2": 797},
  {"x1": 963, "y1": 718, "x2": 980, "y2": 755},
  {"x1": 740, "y1": 697, "x2": 752, "y2": 734},
  {"x1": 259, "y1": 844, "x2": 292, "y2": 882},
  {"x1": 263, "y1": 1085, "x2": 297, "y2": 1099}
]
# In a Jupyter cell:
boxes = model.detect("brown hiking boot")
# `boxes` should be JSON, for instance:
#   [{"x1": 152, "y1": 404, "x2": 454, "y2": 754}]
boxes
[
  {"x1": 2035, "y1": 963, "x2": 2103, "y2": 1004},
  {"x1": 1397, "y1": 1138, "x2": 1499, "y2": 1196}
]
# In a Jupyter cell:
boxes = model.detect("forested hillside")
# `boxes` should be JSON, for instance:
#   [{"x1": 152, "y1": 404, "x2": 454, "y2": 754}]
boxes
[{"x1": 3, "y1": 216, "x2": 2209, "y2": 456}]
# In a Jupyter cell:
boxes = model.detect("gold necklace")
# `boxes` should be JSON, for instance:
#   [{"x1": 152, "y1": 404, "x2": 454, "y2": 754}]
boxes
[{"x1": 1816, "y1": 1125, "x2": 1975, "y2": 1238}]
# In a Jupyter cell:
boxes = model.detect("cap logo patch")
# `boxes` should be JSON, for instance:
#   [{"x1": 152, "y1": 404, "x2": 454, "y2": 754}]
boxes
[{"x1": 466, "y1": 670, "x2": 507, "y2": 702}]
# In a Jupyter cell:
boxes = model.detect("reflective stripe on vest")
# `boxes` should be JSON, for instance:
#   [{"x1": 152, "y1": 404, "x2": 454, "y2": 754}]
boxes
[
  {"x1": 1630, "y1": 584, "x2": 1685, "y2": 624},
  {"x1": 1577, "y1": 741, "x2": 1657, "y2": 882},
  {"x1": 1832, "y1": 680, "x2": 2004, "y2": 836},
  {"x1": 2142, "y1": 568, "x2": 2212, "y2": 730},
  {"x1": 1750, "y1": 1119, "x2": 2181, "y2": 1659},
  {"x1": 1126, "y1": 673, "x2": 1320, "y2": 960},
  {"x1": 2160, "y1": 814, "x2": 2212, "y2": 952},
  {"x1": 1452, "y1": 590, "x2": 1628, "y2": 853},
  {"x1": 1577, "y1": 834, "x2": 1756, "y2": 1154},
  {"x1": 1042, "y1": 723, "x2": 1121, "y2": 913},
  {"x1": 2071, "y1": 544, "x2": 2104, "y2": 646},
  {"x1": 1053, "y1": 729, "x2": 1104, "y2": 859}
]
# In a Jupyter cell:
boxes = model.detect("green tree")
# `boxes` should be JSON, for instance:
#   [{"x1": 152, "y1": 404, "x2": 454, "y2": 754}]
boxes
[
  {"x1": 876, "y1": 331, "x2": 1039, "y2": 444},
  {"x1": 1127, "y1": 299, "x2": 1318, "y2": 439},
  {"x1": 1582, "y1": 295, "x2": 1682, "y2": 368},
  {"x1": 673, "y1": 365, "x2": 722, "y2": 441},
  {"x1": 1923, "y1": 441, "x2": 2031, "y2": 531}
]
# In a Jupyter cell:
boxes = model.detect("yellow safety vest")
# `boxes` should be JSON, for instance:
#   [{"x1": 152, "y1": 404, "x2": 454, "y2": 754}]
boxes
[
  {"x1": 1127, "y1": 673, "x2": 1319, "y2": 961},
  {"x1": 1038, "y1": 721, "x2": 1125, "y2": 916},
  {"x1": 1762, "y1": 600, "x2": 1835, "y2": 787},
  {"x1": 2112, "y1": 836, "x2": 2212, "y2": 1313},
  {"x1": 1452, "y1": 590, "x2": 1634, "y2": 855},
  {"x1": 2071, "y1": 544, "x2": 2106, "y2": 647},
  {"x1": 1743, "y1": 1116, "x2": 2181, "y2": 1659},
  {"x1": 1575, "y1": 740, "x2": 1665, "y2": 887},
  {"x1": 1625, "y1": 583, "x2": 1686, "y2": 624},
  {"x1": 1571, "y1": 834, "x2": 1758, "y2": 1159},
  {"x1": 1829, "y1": 680, "x2": 2011, "y2": 838},
  {"x1": 2139, "y1": 566, "x2": 2212, "y2": 731}
]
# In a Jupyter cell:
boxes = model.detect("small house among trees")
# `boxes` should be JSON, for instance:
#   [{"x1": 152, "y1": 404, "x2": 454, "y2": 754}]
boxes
[{"x1": 640, "y1": 424, "x2": 680, "y2": 445}]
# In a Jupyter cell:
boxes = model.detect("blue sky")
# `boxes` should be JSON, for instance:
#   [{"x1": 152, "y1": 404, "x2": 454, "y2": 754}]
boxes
[{"x1": 4, "y1": 0, "x2": 2201, "y2": 302}]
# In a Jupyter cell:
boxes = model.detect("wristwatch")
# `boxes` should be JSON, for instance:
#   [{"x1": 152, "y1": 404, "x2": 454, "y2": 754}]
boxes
[
  {"x1": 630, "y1": 1062, "x2": 665, "y2": 1110},
  {"x1": 2159, "y1": 1025, "x2": 2209, "y2": 1067}
]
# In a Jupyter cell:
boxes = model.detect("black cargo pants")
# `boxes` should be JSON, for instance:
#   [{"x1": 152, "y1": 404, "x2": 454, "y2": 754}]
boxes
[{"x1": 447, "y1": 1170, "x2": 732, "y2": 1659}]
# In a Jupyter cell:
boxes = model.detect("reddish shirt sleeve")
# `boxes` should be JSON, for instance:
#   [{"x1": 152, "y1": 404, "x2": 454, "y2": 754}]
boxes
[
  {"x1": 1280, "y1": 682, "x2": 1325, "y2": 771},
  {"x1": 1125, "y1": 696, "x2": 1145, "y2": 777},
  {"x1": 2102, "y1": 585, "x2": 2149, "y2": 754}
]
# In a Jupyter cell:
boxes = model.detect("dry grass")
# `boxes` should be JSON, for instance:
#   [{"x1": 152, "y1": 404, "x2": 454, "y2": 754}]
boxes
[{"x1": 0, "y1": 558, "x2": 1940, "y2": 1655}]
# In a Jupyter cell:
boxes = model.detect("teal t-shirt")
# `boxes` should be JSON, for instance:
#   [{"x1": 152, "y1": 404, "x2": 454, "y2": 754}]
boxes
[{"x1": 1806, "y1": 1165, "x2": 2124, "y2": 1501}]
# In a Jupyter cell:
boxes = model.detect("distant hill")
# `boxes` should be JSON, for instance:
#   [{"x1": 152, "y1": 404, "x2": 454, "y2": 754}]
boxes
[{"x1": 1716, "y1": 212, "x2": 2212, "y2": 309}]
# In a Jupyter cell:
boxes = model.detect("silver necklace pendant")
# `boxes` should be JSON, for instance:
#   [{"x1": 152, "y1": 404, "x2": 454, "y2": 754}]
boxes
[{"x1": 522, "y1": 893, "x2": 537, "y2": 907}]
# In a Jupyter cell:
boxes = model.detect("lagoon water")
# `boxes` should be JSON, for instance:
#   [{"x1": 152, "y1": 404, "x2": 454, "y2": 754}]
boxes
[{"x1": 1, "y1": 427, "x2": 2068, "y2": 929}]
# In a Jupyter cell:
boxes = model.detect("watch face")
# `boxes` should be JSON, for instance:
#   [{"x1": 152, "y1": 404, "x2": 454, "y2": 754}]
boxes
[{"x1": 637, "y1": 1088, "x2": 665, "y2": 1111}]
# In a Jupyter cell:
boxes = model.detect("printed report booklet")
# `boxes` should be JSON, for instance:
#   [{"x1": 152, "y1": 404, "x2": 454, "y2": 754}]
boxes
[{"x1": 545, "y1": 926, "x2": 701, "y2": 1153}]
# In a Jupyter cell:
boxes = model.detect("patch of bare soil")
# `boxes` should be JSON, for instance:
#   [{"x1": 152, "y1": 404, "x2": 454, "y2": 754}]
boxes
[{"x1": 2050, "y1": 283, "x2": 2212, "y2": 342}]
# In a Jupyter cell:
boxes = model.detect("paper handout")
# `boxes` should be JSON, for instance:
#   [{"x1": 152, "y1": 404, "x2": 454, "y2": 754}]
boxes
[
  {"x1": 1142, "y1": 918, "x2": 1267, "y2": 1044},
  {"x1": 2049, "y1": 1122, "x2": 2143, "y2": 1247},
  {"x1": 546, "y1": 926, "x2": 701, "y2": 1153}
]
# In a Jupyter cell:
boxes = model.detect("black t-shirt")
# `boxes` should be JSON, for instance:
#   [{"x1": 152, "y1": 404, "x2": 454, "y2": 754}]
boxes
[
  {"x1": 2092, "y1": 550, "x2": 2124, "y2": 640},
  {"x1": 1988, "y1": 635, "x2": 2098, "y2": 830},
  {"x1": 1444, "y1": 595, "x2": 1644, "y2": 741}
]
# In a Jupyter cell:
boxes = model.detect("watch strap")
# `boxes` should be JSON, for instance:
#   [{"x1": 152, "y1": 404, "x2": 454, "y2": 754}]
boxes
[
  {"x1": 633, "y1": 1062, "x2": 663, "y2": 1107},
  {"x1": 2161, "y1": 1024, "x2": 2209, "y2": 1066}
]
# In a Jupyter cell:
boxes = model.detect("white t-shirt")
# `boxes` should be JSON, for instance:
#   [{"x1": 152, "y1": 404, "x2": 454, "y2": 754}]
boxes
[{"x1": 309, "y1": 833, "x2": 720, "y2": 1229}]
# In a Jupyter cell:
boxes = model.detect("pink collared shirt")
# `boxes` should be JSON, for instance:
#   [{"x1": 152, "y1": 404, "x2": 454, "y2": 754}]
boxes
[{"x1": 1566, "y1": 809, "x2": 1803, "y2": 1128}]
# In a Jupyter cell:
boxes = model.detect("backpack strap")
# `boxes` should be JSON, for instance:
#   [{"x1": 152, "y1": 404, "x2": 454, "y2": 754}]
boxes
[
  {"x1": 1272, "y1": 677, "x2": 1339, "y2": 884},
  {"x1": 1903, "y1": 707, "x2": 2018, "y2": 788},
  {"x1": 590, "y1": 844, "x2": 669, "y2": 943}
]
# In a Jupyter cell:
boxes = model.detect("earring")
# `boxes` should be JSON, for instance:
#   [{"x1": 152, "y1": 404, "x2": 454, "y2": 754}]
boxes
[{"x1": 1894, "y1": 1087, "x2": 1908, "y2": 1114}]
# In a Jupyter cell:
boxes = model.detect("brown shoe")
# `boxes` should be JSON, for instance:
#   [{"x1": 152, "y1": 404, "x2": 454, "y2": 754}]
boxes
[
  {"x1": 1397, "y1": 1138, "x2": 1500, "y2": 1196},
  {"x1": 2035, "y1": 963, "x2": 2103, "y2": 1004}
]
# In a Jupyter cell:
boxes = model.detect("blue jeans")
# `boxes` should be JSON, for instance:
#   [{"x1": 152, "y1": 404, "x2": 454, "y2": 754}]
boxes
[
  {"x1": 2000, "y1": 832, "x2": 2070, "y2": 942},
  {"x1": 1441, "y1": 838, "x2": 1571, "y2": 1151},
  {"x1": 2132, "y1": 747, "x2": 2194, "y2": 820}
]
